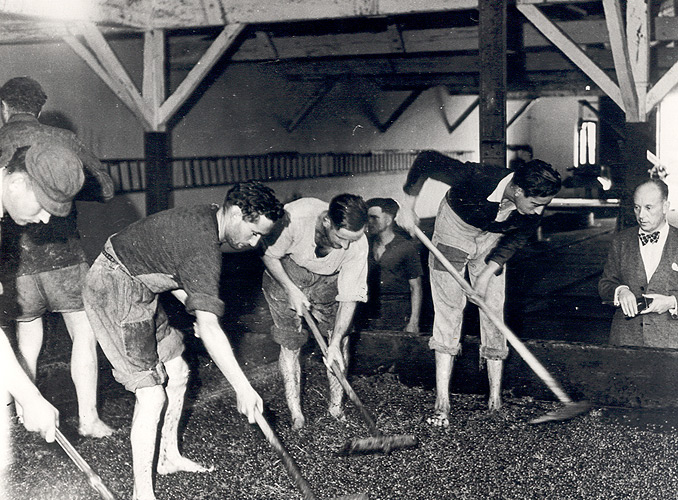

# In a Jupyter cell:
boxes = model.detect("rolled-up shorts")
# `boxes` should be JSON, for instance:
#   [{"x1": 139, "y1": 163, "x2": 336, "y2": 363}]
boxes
[
  {"x1": 83, "y1": 243, "x2": 184, "y2": 392},
  {"x1": 262, "y1": 256, "x2": 338, "y2": 350},
  {"x1": 11, "y1": 262, "x2": 89, "y2": 322}
]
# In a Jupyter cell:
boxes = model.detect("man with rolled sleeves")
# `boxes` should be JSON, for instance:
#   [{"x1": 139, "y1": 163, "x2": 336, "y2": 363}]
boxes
[
  {"x1": 261, "y1": 194, "x2": 369, "y2": 430},
  {"x1": 398, "y1": 150, "x2": 561, "y2": 426},
  {"x1": 83, "y1": 181, "x2": 285, "y2": 500}
]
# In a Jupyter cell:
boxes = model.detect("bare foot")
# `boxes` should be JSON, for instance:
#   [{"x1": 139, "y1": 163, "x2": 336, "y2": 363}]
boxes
[
  {"x1": 328, "y1": 404, "x2": 346, "y2": 422},
  {"x1": 426, "y1": 409, "x2": 449, "y2": 428},
  {"x1": 157, "y1": 455, "x2": 214, "y2": 475},
  {"x1": 488, "y1": 397, "x2": 503, "y2": 412},
  {"x1": 291, "y1": 414, "x2": 306, "y2": 430},
  {"x1": 79, "y1": 419, "x2": 115, "y2": 438}
]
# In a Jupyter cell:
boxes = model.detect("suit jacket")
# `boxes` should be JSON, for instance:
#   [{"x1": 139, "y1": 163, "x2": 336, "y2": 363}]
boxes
[{"x1": 599, "y1": 225, "x2": 678, "y2": 348}]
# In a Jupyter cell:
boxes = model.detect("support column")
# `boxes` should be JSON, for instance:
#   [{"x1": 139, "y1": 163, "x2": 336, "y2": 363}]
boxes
[
  {"x1": 145, "y1": 132, "x2": 172, "y2": 215},
  {"x1": 479, "y1": 0, "x2": 507, "y2": 169},
  {"x1": 618, "y1": 120, "x2": 656, "y2": 230}
]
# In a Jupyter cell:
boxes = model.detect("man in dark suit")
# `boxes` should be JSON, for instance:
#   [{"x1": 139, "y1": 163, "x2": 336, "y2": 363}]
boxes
[{"x1": 599, "y1": 178, "x2": 678, "y2": 348}]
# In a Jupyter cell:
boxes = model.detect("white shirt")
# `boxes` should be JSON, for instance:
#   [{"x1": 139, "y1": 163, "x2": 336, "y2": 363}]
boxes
[
  {"x1": 487, "y1": 172, "x2": 515, "y2": 222},
  {"x1": 639, "y1": 222, "x2": 669, "y2": 282}
]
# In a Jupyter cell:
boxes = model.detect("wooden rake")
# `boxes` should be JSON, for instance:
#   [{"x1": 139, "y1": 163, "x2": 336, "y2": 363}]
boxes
[
  {"x1": 302, "y1": 310, "x2": 418, "y2": 454},
  {"x1": 55, "y1": 428, "x2": 117, "y2": 500}
]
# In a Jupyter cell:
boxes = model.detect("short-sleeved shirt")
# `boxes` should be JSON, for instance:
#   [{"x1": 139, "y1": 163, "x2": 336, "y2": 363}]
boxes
[
  {"x1": 110, "y1": 205, "x2": 225, "y2": 317},
  {"x1": 264, "y1": 197, "x2": 368, "y2": 303},
  {"x1": 368, "y1": 230, "x2": 423, "y2": 299}
]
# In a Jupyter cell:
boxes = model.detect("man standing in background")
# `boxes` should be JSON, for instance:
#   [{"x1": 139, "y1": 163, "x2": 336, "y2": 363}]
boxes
[
  {"x1": 599, "y1": 178, "x2": 678, "y2": 347},
  {"x1": 0, "y1": 76, "x2": 115, "y2": 438},
  {"x1": 363, "y1": 197, "x2": 423, "y2": 332}
]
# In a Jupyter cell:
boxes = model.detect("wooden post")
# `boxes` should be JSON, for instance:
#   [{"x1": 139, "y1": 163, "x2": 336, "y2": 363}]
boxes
[
  {"x1": 618, "y1": 120, "x2": 656, "y2": 230},
  {"x1": 479, "y1": 0, "x2": 507, "y2": 169},
  {"x1": 145, "y1": 132, "x2": 172, "y2": 215}
]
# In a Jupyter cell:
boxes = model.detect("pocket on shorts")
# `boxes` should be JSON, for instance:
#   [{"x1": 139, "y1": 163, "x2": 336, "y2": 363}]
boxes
[
  {"x1": 121, "y1": 318, "x2": 159, "y2": 371},
  {"x1": 431, "y1": 243, "x2": 467, "y2": 272}
]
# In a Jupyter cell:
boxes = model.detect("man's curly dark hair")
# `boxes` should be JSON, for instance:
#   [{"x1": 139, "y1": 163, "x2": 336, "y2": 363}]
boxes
[
  {"x1": 0, "y1": 77, "x2": 47, "y2": 116},
  {"x1": 224, "y1": 181, "x2": 285, "y2": 223}
]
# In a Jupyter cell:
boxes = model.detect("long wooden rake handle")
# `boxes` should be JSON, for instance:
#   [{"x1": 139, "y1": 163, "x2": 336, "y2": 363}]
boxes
[
  {"x1": 301, "y1": 310, "x2": 382, "y2": 437},
  {"x1": 253, "y1": 411, "x2": 318, "y2": 500},
  {"x1": 54, "y1": 428, "x2": 117, "y2": 500},
  {"x1": 413, "y1": 226, "x2": 574, "y2": 405}
]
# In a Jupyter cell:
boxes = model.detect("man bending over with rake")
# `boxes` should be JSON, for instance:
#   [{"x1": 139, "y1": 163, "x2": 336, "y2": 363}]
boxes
[
  {"x1": 83, "y1": 181, "x2": 285, "y2": 500},
  {"x1": 398, "y1": 151, "x2": 561, "y2": 426},
  {"x1": 261, "y1": 194, "x2": 368, "y2": 430}
]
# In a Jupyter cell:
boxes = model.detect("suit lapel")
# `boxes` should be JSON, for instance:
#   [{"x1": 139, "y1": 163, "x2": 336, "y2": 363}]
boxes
[
  {"x1": 651, "y1": 227, "x2": 678, "y2": 284},
  {"x1": 631, "y1": 230, "x2": 648, "y2": 285}
]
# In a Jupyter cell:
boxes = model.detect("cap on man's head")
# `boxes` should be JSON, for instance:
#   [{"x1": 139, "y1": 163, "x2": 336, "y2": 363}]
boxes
[{"x1": 25, "y1": 143, "x2": 84, "y2": 217}]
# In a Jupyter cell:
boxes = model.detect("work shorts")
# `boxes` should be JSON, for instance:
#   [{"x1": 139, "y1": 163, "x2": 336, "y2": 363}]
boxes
[
  {"x1": 83, "y1": 242, "x2": 184, "y2": 392},
  {"x1": 262, "y1": 256, "x2": 338, "y2": 350},
  {"x1": 10, "y1": 262, "x2": 89, "y2": 322}
]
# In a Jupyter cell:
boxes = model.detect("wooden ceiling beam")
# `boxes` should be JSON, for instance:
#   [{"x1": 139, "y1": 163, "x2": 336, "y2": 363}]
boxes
[
  {"x1": 158, "y1": 24, "x2": 244, "y2": 126},
  {"x1": 286, "y1": 78, "x2": 338, "y2": 132},
  {"x1": 143, "y1": 30, "x2": 167, "y2": 130},
  {"x1": 602, "y1": 0, "x2": 639, "y2": 121},
  {"x1": 626, "y1": 0, "x2": 649, "y2": 120},
  {"x1": 64, "y1": 24, "x2": 154, "y2": 130},
  {"x1": 78, "y1": 23, "x2": 154, "y2": 123},
  {"x1": 0, "y1": 0, "x2": 479, "y2": 30},
  {"x1": 62, "y1": 32, "x2": 151, "y2": 129},
  {"x1": 517, "y1": 4, "x2": 624, "y2": 110}
]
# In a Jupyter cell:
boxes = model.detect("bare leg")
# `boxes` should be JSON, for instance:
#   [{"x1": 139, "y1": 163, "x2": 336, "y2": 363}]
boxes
[
  {"x1": 327, "y1": 335, "x2": 348, "y2": 420},
  {"x1": 427, "y1": 352, "x2": 454, "y2": 427},
  {"x1": 157, "y1": 357, "x2": 211, "y2": 474},
  {"x1": 132, "y1": 385, "x2": 166, "y2": 500},
  {"x1": 14, "y1": 318, "x2": 44, "y2": 420},
  {"x1": 279, "y1": 346, "x2": 304, "y2": 430},
  {"x1": 487, "y1": 359, "x2": 503, "y2": 412},
  {"x1": 62, "y1": 311, "x2": 114, "y2": 438},
  {"x1": 16, "y1": 317, "x2": 44, "y2": 380}
]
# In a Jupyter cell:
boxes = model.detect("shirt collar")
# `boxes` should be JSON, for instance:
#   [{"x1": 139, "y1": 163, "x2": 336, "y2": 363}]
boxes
[{"x1": 487, "y1": 172, "x2": 514, "y2": 203}]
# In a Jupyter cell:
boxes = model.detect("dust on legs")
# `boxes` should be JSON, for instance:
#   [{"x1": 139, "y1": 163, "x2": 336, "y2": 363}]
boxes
[
  {"x1": 62, "y1": 311, "x2": 115, "y2": 438},
  {"x1": 326, "y1": 333, "x2": 349, "y2": 422},
  {"x1": 157, "y1": 357, "x2": 213, "y2": 475},
  {"x1": 279, "y1": 346, "x2": 305, "y2": 430},
  {"x1": 427, "y1": 351, "x2": 453, "y2": 428},
  {"x1": 486, "y1": 359, "x2": 503, "y2": 412}
]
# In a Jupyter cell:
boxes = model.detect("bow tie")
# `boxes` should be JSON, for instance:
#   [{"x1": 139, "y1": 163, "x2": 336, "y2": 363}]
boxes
[{"x1": 639, "y1": 231, "x2": 660, "y2": 245}]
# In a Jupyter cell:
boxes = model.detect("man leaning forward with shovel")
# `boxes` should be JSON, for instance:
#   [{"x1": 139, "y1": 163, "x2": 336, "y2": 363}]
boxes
[{"x1": 397, "y1": 150, "x2": 561, "y2": 427}]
